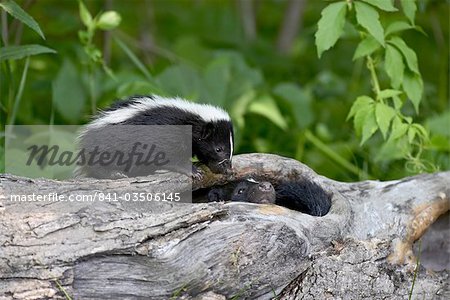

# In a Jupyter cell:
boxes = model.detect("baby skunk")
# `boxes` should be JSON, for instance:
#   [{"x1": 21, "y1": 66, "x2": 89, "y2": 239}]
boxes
[
  {"x1": 208, "y1": 179, "x2": 332, "y2": 216},
  {"x1": 76, "y1": 95, "x2": 234, "y2": 179}
]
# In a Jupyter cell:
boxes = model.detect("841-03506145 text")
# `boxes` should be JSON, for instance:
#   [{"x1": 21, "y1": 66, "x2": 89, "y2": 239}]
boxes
[{"x1": 8, "y1": 192, "x2": 181, "y2": 202}]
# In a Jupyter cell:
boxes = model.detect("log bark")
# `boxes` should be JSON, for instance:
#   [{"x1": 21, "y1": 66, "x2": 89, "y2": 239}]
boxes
[{"x1": 0, "y1": 153, "x2": 448, "y2": 299}]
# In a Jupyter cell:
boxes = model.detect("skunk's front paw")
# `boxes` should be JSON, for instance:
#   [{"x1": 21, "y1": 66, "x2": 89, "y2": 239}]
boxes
[{"x1": 192, "y1": 166, "x2": 204, "y2": 181}]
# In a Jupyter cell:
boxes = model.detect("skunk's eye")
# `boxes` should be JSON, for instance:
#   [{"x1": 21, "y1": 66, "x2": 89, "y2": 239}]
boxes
[
  {"x1": 215, "y1": 147, "x2": 223, "y2": 153},
  {"x1": 238, "y1": 189, "x2": 245, "y2": 194}
]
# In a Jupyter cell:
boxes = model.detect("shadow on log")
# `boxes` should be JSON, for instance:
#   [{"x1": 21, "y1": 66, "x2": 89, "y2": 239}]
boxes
[{"x1": 0, "y1": 154, "x2": 449, "y2": 299}]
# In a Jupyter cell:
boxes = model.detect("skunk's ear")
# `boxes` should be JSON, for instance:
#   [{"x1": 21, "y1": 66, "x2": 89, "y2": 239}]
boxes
[{"x1": 200, "y1": 123, "x2": 214, "y2": 140}]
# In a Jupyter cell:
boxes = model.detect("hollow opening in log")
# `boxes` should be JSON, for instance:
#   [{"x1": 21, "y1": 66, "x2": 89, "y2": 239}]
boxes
[{"x1": 413, "y1": 211, "x2": 450, "y2": 271}]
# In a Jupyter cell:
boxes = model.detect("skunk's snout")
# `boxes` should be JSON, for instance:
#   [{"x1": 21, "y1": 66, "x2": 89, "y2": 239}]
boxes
[
  {"x1": 210, "y1": 159, "x2": 232, "y2": 174},
  {"x1": 220, "y1": 159, "x2": 232, "y2": 170}
]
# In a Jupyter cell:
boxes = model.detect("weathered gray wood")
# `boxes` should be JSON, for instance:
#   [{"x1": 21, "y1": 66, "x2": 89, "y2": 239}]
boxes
[{"x1": 0, "y1": 153, "x2": 448, "y2": 299}]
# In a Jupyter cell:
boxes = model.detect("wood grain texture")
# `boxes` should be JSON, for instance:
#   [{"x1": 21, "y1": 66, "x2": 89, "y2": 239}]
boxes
[{"x1": 1, "y1": 154, "x2": 449, "y2": 299}]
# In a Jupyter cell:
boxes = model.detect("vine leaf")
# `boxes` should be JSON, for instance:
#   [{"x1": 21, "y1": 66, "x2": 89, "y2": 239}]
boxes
[
  {"x1": 385, "y1": 21, "x2": 413, "y2": 36},
  {"x1": 0, "y1": 0, "x2": 45, "y2": 39},
  {"x1": 360, "y1": 105, "x2": 378, "y2": 145},
  {"x1": 353, "y1": 36, "x2": 381, "y2": 61},
  {"x1": 385, "y1": 45, "x2": 404, "y2": 89},
  {"x1": 347, "y1": 95, "x2": 374, "y2": 121},
  {"x1": 315, "y1": 1, "x2": 347, "y2": 58},
  {"x1": 375, "y1": 102, "x2": 395, "y2": 139},
  {"x1": 400, "y1": 0, "x2": 417, "y2": 25},
  {"x1": 391, "y1": 116, "x2": 409, "y2": 140},
  {"x1": 378, "y1": 89, "x2": 402, "y2": 99},
  {"x1": 354, "y1": 1, "x2": 385, "y2": 46},
  {"x1": 388, "y1": 37, "x2": 419, "y2": 74},
  {"x1": 408, "y1": 126, "x2": 417, "y2": 143},
  {"x1": 361, "y1": 0, "x2": 397, "y2": 12},
  {"x1": 403, "y1": 72, "x2": 423, "y2": 113}
]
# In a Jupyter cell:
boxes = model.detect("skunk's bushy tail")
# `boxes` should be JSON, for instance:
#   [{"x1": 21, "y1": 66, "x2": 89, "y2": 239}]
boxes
[{"x1": 275, "y1": 181, "x2": 332, "y2": 216}]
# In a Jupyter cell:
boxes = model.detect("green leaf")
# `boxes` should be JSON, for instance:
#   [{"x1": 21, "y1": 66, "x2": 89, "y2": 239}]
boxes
[
  {"x1": 347, "y1": 95, "x2": 374, "y2": 120},
  {"x1": 96, "y1": 11, "x2": 121, "y2": 30},
  {"x1": 315, "y1": 2, "x2": 347, "y2": 58},
  {"x1": 407, "y1": 126, "x2": 417, "y2": 143},
  {"x1": 402, "y1": 72, "x2": 423, "y2": 113},
  {"x1": 384, "y1": 45, "x2": 404, "y2": 89},
  {"x1": 378, "y1": 89, "x2": 402, "y2": 99},
  {"x1": 229, "y1": 90, "x2": 255, "y2": 129},
  {"x1": 385, "y1": 21, "x2": 412, "y2": 36},
  {"x1": 375, "y1": 102, "x2": 395, "y2": 139},
  {"x1": 361, "y1": 0, "x2": 397, "y2": 12},
  {"x1": 248, "y1": 94, "x2": 288, "y2": 130},
  {"x1": 388, "y1": 36, "x2": 419, "y2": 74},
  {"x1": 157, "y1": 64, "x2": 201, "y2": 99},
  {"x1": 390, "y1": 116, "x2": 409, "y2": 140},
  {"x1": 201, "y1": 57, "x2": 231, "y2": 108},
  {"x1": 412, "y1": 123, "x2": 428, "y2": 139},
  {"x1": 0, "y1": 0, "x2": 45, "y2": 39},
  {"x1": 353, "y1": 98, "x2": 375, "y2": 137},
  {"x1": 78, "y1": 0, "x2": 93, "y2": 28},
  {"x1": 360, "y1": 105, "x2": 378, "y2": 145},
  {"x1": 273, "y1": 83, "x2": 313, "y2": 128},
  {"x1": 354, "y1": 1, "x2": 385, "y2": 46},
  {"x1": 353, "y1": 35, "x2": 381, "y2": 60},
  {"x1": 375, "y1": 135, "x2": 409, "y2": 161},
  {"x1": 392, "y1": 95, "x2": 403, "y2": 110},
  {"x1": 52, "y1": 59, "x2": 86, "y2": 122},
  {"x1": 400, "y1": 0, "x2": 416, "y2": 25},
  {"x1": 0, "y1": 44, "x2": 56, "y2": 61}
]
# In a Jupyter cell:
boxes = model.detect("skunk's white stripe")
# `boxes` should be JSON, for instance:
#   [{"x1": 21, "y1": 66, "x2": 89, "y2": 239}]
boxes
[
  {"x1": 87, "y1": 95, "x2": 230, "y2": 129},
  {"x1": 246, "y1": 178, "x2": 259, "y2": 183},
  {"x1": 229, "y1": 132, "x2": 233, "y2": 160}
]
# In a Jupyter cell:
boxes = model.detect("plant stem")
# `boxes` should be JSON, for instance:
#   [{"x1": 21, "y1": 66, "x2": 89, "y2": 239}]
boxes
[
  {"x1": 88, "y1": 66, "x2": 96, "y2": 114},
  {"x1": 9, "y1": 56, "x2": 30, "y2": 126},
  {"x1": 304, "y1": 130, "x2": 369, "y2": 179},
  {"x1": 367, "y1": 55, "x2": 381, "y2": 100}
]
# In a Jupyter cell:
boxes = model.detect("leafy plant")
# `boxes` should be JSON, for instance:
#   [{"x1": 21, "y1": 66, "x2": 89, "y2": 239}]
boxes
[
  {"x1": 77, "y1": 0, "x2": 121, "y2": 112},
  {"x1": 0, "y1": 0, "x2": 56, "y2": 129},
  {"x1": 315, "y1": 0, "x2": 435, "y2": 173}
]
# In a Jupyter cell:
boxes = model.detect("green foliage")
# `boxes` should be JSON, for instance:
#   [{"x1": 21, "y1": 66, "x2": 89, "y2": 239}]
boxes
[
  {"x1": 316, "y1": 0, "x2": 441, "y2": 173},
  {"x1": 52, "y1": 59, "x2": 86, "y2": 122},
  {"x1": 315, "y1": 2, "x2": 347, "y2": 58},
  {"x1": 0, "y1": 0, "x2": 448, "y2": 180},
  {"x1": 0, "y1": 44, "x2": 56, "y2": 60},
  {"x1": 0, "y1": 0, "x2": 56, "y2": 131},
  {"x1": 0, "y1": 0, "x2": 45, "y2": 39}
]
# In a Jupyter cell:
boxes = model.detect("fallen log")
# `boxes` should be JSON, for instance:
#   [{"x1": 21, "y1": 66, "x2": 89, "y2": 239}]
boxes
[{"x1": 0, "y1": 154, "x2": 448, "y2": 299}]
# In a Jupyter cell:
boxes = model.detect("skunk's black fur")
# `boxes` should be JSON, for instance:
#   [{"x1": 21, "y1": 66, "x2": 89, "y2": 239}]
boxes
[
  {"x1": 76, "y1": 95, "x2": 234, "y2": 178},
  {"x1": 207, "y1": 179, "x2": 332, "y2": 216}
]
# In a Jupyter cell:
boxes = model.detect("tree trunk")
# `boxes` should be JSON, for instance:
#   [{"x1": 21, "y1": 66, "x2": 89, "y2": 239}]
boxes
[{"x1": 0, "y1": 154, "x2": 448, "y2": 299}]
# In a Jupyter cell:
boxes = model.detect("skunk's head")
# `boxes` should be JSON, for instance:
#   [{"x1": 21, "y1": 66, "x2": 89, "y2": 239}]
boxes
[
  {"x1": 194, "y1": 120, "x2": 234, "y2": 174},
  {"x1": 231, "y1": 179, "x2": 276, "y2": 204}
]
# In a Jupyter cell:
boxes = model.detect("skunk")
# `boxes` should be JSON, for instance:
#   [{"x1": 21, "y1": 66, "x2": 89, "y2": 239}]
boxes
[
  {"x1": 76, "y1": 95, "x2": 234, "y2": 179},
  {"x1": 207, "y1": 179, "x2": 332, "y2": 216}
]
